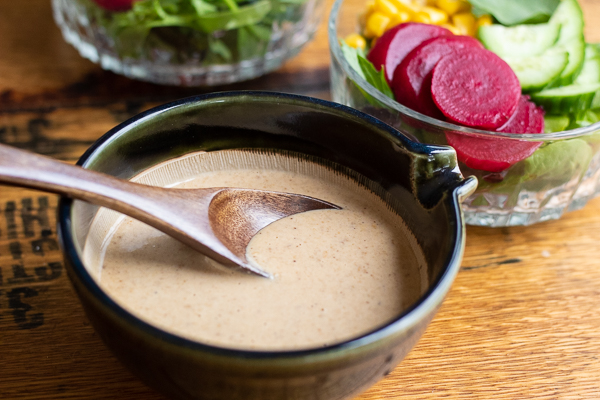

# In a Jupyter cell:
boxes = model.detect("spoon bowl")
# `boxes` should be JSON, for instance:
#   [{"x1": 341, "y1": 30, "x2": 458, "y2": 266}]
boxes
[{"x1": 0, "y1": 143, "x2": 339, "y2": 277}]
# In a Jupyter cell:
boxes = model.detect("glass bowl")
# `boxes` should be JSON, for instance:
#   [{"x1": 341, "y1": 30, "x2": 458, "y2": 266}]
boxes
[
  {"x1": 328, "y1": 0, "x2": 600, "y2": 227},
  {"x1": 52, "y1": 0, "x2": 324, "y2": 86}
]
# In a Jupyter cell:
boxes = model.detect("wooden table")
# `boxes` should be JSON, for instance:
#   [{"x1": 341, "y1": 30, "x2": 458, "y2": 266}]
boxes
[{"x1": 2, "y1": 1, "x2": 600, "y2": 398}]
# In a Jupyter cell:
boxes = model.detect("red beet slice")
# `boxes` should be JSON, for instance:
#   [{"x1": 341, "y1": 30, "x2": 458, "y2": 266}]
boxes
[
  {"x1": 367, "y1": 23, "x2": 452, "y2": 83},
  {"x1": 92, "y1": 0, "x2": 135, "y2": 11},
  {"x1": 497, "y1": 95, "x2": 545, "y2": 134},
  {"x1": 445, "y1": 96, "x2": 545, "y2": 172},
  {"x1": 431, "y1": 47, "x2": 521, "y2": 129},
  {"x1": 392, "y1": 35, "x2": 483, "y2": 119}
]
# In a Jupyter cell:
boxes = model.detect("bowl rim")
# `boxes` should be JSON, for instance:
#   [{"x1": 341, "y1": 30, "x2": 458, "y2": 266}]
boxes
[
  {"x1": 57, "y1": 91, "x2": 471, "y2": 363},
  {"x1": 328, "y1": 0, "x2": 600, "y2": 142}
]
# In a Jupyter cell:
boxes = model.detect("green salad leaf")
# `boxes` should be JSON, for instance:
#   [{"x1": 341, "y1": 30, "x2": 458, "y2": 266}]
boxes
[
  {"x1": 82, "y1": 0, "x2": 308, "y2": 64},
  {"x1": 110, "y1": 0, "x2": 272, "y2": 34},
  {"x1": 468, "y1": 0, "x2": 560, "y2": 25},
  {"x1": 340, "y1": 42, "x2": 394, "y2": 100},
  {"x1": 479, "y1": 139, "x2": 593, "y2": 193},
  {"x1": 544, "y1": 115, "x2": 570, "y2": 133},
  {"x1": 357, "y1": 55, "x2": 394, "y2": 99}
]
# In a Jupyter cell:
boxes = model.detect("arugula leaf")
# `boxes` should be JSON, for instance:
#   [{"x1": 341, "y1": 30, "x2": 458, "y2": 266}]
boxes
[
  {"x1": 357, "y1": 55, "x2": 394, "y2": 99},
  {"x1": 479, "y1": 139, "x2": 593, "y2": 193},
  {"x1": 190, "y1": 0, "x2": 217, "y2": 14},
  {"x1": 340, "y1": 41, "x2": 366, "y2": 80},
  {"x1": 468, "y1": 0, "x2": 560, "y2": 25},
  {"x1": 340, "y1": 41, "x2": 394, "y2": 100},
  {"x1": 192, "y1": 1, "x2": 272, "y2": 33},
  {"x1": 210, "y1": 37, "x2": 232, "y2": 60},
  {"x1": 237, "y1": 24, "x2": 271, "y2": 60},
  {"x1": 83, "y1": 0, "x2": 310, "y2": 64}
]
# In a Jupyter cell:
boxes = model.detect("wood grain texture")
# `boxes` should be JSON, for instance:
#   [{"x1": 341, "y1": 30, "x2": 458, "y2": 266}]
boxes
[{"x1": 2, "y1": 0, "x2": 600, "y2": 399}]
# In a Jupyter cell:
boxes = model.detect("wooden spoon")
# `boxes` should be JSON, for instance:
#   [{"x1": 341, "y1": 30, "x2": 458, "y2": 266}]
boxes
[{"x1": 0, "y1": 143, "x2": 340, "y2": 278}]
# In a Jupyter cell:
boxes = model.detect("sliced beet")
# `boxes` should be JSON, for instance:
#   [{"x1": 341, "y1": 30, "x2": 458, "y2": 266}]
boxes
[
  {"x1": 497, "y1": 95, "x2": 545, "y2": 134},
  {"x1": 92, "y1": 0, "x2": 135, "y2": 11},
  {"x1": 445, "y1": 96, "x2": 545, "y2": 172},
  {"x1": 431, "y1": 47, "x2": 521, "y2": 129},
  {"x1": 367, "y1": 23, "x2": 452, "y2": 83},
  {"x1": 392, "y1": 35, "x2": 483, "y2": 118}
]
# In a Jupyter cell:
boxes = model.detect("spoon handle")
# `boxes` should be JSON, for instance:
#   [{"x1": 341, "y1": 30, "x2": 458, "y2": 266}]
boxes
[
  {"x1": 0, "y1": 142, "x2": 169, "y2": 216},
  {"x1": 0, "y1": 143, "x2": 274, "y2": 276}
]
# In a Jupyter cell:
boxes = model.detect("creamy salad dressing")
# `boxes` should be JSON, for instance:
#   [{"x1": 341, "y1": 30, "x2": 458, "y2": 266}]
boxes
[{"x1": 83, "y1": 151, "x2": 427, "y2": 351}]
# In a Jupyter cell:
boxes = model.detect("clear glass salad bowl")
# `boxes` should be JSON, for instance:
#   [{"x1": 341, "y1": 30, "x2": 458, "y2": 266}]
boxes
[
  {"x1": 328, "y1": 0, "x2": 600, "y2": 227},
  {"x1": 52, "y1": 0, "x2": 324, "y2": 86}
]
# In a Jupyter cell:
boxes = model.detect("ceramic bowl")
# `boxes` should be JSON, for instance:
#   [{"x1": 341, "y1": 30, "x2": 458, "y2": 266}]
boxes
[
  {"x1": 328, "y1": 0, "x2": 600, "y2": 227},
  {"x1": 57, "y1": 92, "x2": 475, "y2": 400},
  {"x1": 51, "y1": 0, "x2": 324, "y2": 86}
]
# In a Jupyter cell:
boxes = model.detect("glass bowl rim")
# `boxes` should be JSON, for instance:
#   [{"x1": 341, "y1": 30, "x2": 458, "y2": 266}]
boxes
[{"x1": 327, "y1": 0, "x2": 600, "y2": 142}]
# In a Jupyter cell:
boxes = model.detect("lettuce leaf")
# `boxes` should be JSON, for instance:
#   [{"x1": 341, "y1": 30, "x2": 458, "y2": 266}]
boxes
[
  {"x1": 468, "y1": 0, "x2": 560, "y2": 25},
  {"x1": 340, "y1": 42, "x2": 394, "y2": 100},
  {"x1": 479, "y1": 139, "x2": 593, "y2": 193}
]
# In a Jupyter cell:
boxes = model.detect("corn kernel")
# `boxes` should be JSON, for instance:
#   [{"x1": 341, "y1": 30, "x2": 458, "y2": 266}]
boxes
[
  {"x1": 435, "y1": 0, "x2": 469, "y2": 16},
  {"x1": 359, "y1": 0, "x2": 376, "y2": 27},
  {"x1": 365, "y1": 12, "x2": 392, "y2": 38},
  {"x1": 420, "y1": 6, "x2": 449, "y2": 24},
  {"x1": 388, "y1": 0, "x2": 419, "y2": 15},
  {"x1": 365, "y1": 0, "x2": 376, "y2": 13},
  {"x1": 388, "y1": 10, "x2": 412, "y2": 27},
  {"x1": 344, "y1": 33, "x2": 367, "y2": 50},
  {"x1": 375, "y1": 0, "x2": 399, "y2": 17},
  {"x1": 414, "y1": 11, "x2": 432, "y2": 24},
  {"x1": 452, "y1": 12, "x2": 476, "y2": 36},
  {"x1": 441, "y1": 23, "x2": 462, "y2": 35},
  {"x1": 477, "y1": 14, "x2": 493, "y2": 28}
]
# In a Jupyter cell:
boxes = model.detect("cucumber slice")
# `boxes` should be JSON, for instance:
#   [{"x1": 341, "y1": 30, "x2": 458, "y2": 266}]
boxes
[
  {"x1": 503, "y1": 50, "x2": 568, "y2": 92},
  {"x1": 531, "y1": 83, "x2": 600, "y2": 115},
  {"x1": 584, "y1": 43, "x2": 600, "y2": 60},
  {"x1": 574, "y1": 45, "x2": 600, "y2": 85},
  {"x1": 549, "y1": 0, "x2": 585, "y2": 85},
  {"x1": 592, "y1": 93, "x2": 600, "y2": 109},
  {"x1": 544, "y1": 115, "x2": 571, "y2": 133},
  {"x1": 478, "y1": 23, "x2": 560, "y2": 58}
]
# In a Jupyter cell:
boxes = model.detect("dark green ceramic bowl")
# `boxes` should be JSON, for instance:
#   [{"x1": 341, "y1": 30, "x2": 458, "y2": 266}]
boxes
[{"x1": 57, "y1": 92, "x2": 476, "y2": 400}]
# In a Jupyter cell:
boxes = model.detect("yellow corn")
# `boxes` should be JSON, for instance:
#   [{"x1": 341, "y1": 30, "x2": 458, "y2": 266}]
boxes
[
  {"x1": 359, "y1": 0, "x2": 376, "y2": 26},
  {"x1": 420, "y1": 6, "x2": 449, "y2": 24},
  {"x1": 388, "y1": 10, "x2": 412, "y2": 28},
  {"x1": 435, "y1": 0, "x2": 469, "y2": 16},
  {"x1": 344, "y1": 33, "x2": 367, "y2": 50},
  {"x1": 441, "y1": 23, "x2": 462, "y2": 35},
  {"x1": 364, "y1": 12, "x2": 391, "y2": 38},
  {"x1": 388, "y1": 0, "x2": 419, "y2": 15},
  {"x1": 414, "y1": 0, "x2": 436, "y2": 6},
  {"x1": 452, "y1": 12, "x2": 476, "y2": 36},
  {"x1": 360, "y1": 0, "x2": 480, "y2": 39},
  {"x1": 476, "y1": 14, "x2": 493, "y2": 28},
  {"x1": 374, "y1": 0, "x2": 399, "y2": 17},
  {"x1": 414, "y1": 11, "x2": 432, "y2": 24}
]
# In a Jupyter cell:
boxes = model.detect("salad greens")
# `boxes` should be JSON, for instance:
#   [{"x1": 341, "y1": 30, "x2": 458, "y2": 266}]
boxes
[
  {"x1": 478, "y1": 139, "x2": 593, "y2": 193},
  {"x1": 83, "y1": 0, "x2": 309, "y2": 63},
  {"x1": 341, "y1": 42, "x2": 394, "y2": 105},
  {"x1": 469, "y1": 0, "x2": 560, "y2": 26}
]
